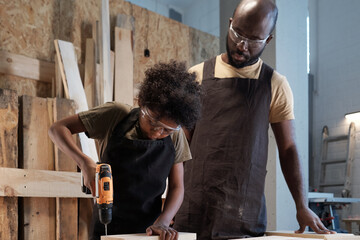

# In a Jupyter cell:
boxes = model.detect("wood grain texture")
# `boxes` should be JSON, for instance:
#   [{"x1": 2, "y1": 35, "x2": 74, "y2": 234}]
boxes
[
  {"x1": 100, "y1": 0, "x2": 112, "y2": 104},
  {"x1": 101, "y1": 232, "x2": 196, "y2": 240},
  {"x1": 0, "y1": 88, "x2": 18, "y2": 240},
  {"x1": 20, "y1": 95, "x2": 56, "y2": 240},
  {"x1": 54, "y1": 39, "x2": 99, "y2": 163},
  {"x1": 84, "y1": 39, "x2": 96, "y2": 109},
  {"x1": 53, "y1": 98, "x2": 78, "y2": 240},
  {"x1": 0, "y1": 167, "x2": 90, "y2": 198},
  {"x1": 0, "y1": 50, "x2": 54, "y2": 83},
  {"x1": 114, "y1": 27, "x2": 133, "y2": 106}
]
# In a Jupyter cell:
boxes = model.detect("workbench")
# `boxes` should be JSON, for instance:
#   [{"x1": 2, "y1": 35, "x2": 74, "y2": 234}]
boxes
[{"x1": 308, "y1": 192, "x2": 360, "y2": 231}]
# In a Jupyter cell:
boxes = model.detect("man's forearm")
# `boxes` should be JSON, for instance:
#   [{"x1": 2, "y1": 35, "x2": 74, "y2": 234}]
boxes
[{"x1": 279, "y1": 145, "x2": 307, "y2": 209}]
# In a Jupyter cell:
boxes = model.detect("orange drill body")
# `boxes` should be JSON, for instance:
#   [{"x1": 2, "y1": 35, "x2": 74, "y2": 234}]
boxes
[{"x1": 95, "y1": 163, "x2": 113, "y2": 233}]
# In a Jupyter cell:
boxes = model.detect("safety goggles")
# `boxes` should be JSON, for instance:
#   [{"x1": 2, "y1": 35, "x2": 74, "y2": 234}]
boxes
[
  {"x1": 141, "y1": 107, "x2": 181, "y2": 135},
  {"x1": 229, "y1": 23, "x2": 269, "y2": 49}
]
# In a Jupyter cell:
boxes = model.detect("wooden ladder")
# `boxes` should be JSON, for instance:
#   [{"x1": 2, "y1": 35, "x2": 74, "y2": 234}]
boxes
[{"x1": 318, "y1": 122, "x2": 356, "y2": 197}]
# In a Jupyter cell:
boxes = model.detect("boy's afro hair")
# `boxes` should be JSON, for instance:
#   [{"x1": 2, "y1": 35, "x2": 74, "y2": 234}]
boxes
[{"x1": 138, "y1": 60, "x2": 202, "y2": 129}]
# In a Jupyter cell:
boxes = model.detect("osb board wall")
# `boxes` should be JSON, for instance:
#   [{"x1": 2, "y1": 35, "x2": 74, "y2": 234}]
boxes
[{"x1": 0, "y1": 0, "x2": 219, "y2": 97}]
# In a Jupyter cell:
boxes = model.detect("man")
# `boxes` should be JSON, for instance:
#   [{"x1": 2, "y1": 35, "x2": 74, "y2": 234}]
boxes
[
  {"x1": 49, "y1": 61, "x2": 202, "y2": 240},
  {"x1": 174, "y1": 0, "x2": 335, "y2": 239}
]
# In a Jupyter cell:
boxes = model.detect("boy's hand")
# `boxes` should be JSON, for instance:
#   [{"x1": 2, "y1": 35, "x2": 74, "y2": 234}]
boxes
[{"x1": 146, "y1": 224, "x2": 178, "y2": 240}]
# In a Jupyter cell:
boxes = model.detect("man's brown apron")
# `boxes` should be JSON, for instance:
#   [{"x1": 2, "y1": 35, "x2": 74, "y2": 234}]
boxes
[{"x1": 174, "y1": 57, "x2": 273, "y2": 239}]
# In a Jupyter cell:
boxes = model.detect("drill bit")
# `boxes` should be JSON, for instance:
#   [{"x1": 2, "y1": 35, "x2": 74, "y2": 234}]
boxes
[{"x1": 105, "y1": 224, "x2": 108, "y2": 236}]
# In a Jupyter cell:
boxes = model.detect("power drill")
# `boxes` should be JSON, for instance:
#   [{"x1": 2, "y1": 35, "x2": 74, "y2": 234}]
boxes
[
  {"x1": 81, "y1": 163, "x2": 113, "y2": 236},
  {"x1": 95, "y1": 163, "x2": 113, "y2": 236}
]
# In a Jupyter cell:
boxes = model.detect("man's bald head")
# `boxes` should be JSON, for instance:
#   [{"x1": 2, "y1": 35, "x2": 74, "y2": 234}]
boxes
[{"x1": 233, "y1": 0, "x2": 278, "y2": 35}]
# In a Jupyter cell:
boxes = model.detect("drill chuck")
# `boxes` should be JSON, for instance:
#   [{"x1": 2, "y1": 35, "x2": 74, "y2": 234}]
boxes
[{"x1": 98, "y1": 204, "x2": 113, "y2": 225}]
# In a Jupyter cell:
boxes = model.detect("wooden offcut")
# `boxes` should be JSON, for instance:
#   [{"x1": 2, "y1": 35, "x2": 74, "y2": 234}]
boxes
[
  {"x1": 20, "y1": 95, "x2": 56, "y2": 240},
  {"x1": 101, "y1": 232, "x2": 196, "y2": 240},
  {"x1": 0, "y1": 88, "x2": 18, "y2": 240}
]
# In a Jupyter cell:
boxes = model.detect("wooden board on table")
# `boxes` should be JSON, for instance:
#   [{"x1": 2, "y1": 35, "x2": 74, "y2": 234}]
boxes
[
  {"x1": 101, "y1": 232, "x2": 196, "y2": 240},
  {"x1": 0, "y1": 50, "x2": 54, "y2": 83},
  {"x1": 265, "y1": 231, "x2": 360, "y2": 239},
  {"x1": 53, "y1": 98, "x2": 78, "y2": 240},
  {"x1": 0, "y1": 88, "x2": 18, "y2": 240},
  {"x1": 20, "y1": 95, "x2": 56, "y2": 240},
  {"x1": 114, "y1": 27, "x2": 134, "y2": 106}
]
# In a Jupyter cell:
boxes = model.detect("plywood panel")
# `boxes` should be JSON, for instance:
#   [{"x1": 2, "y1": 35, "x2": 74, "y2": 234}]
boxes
[
  {"x1": 0, "y1": 74, "x2": 51, "y2": 98},
  {"x1": 0, "y1": 88, "x2": 18, "y2": 240},
  {"x1": 20, "y1": 95, "x2": 56, "y2": 240}
]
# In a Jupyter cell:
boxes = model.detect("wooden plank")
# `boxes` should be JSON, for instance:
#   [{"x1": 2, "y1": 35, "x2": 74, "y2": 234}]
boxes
[
  {"x1": 0, "y1": 88, "x2": 18, "y2": 240},
  {"x1": 99, "y1": 0, "x2": 112, "y2": 104},
  {"x1": 54, "y1": 39, "x2": 99, "y2": 163},
  {"x1": 20, "y1": 95, "x2": 56, "y2": 240},
  {"x1": 84, "y1": 39, "x2": 96, "y2": 109},
  {"x1": 101, "y1": 232, "x2": 196, "y2": 240},
  {"x1": 265, "y1": 231, "x2": 359, "y2": 239},
  {"x1": 0, "y1": 50, "x2": 54, "y2": 83},
  {"x1": 234, "y1": 237, "x2": 319, "y2": 240},
  {"x1": 114, "y1": 27, "x2": 134, "y2": 106},
  {"x1": 0, "y1": 167, "x2": 91, "y2": 198},
  {"x1": 52, "y1": 98, "x2": 78, "y2": 240},
  {"x1": 54, "y1": 53, "x2": 64, "y2": 98}
]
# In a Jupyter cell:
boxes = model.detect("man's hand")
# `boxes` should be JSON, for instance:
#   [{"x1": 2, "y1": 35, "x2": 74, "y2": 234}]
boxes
[
  {"x1": 146, "y1": 224, "x2": 178, "y2": 240},
  {"x1": 296, "y1": 207, "x2": 336, "y2": 234}
]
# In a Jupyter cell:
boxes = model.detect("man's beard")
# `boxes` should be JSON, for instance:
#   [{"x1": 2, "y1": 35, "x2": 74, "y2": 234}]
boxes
[{"x1": 226, "y1": 34, "x2": 265, "y2": 68}]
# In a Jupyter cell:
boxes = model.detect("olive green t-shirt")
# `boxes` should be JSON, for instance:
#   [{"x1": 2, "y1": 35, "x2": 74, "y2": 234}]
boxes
[{"x1": 78, "y1": 102, "x2": 191, "y2": 164}]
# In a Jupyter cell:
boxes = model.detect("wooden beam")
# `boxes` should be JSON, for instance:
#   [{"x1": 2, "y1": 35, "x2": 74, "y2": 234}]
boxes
[
  {"x1": 0, "y1": 88, "x2": 18, "y2": 240},
  {"x1": 0, "y1": 50, "x2": 54, "y2": 83},
  {"x1": 101, "y1": 232, "x2": 196, "y2": 240},
  {"x1": 0, "y1": 167, "x2": 91, "y2": 198}
]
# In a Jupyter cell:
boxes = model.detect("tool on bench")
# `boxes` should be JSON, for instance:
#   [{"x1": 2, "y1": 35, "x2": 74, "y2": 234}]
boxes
[{"x1": 82, "y1": 163, "x2": 113, "y2": 236}]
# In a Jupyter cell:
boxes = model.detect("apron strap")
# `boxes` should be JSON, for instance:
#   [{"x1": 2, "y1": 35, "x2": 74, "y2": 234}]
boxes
[{"x1": 203, "y1": 57, "x2": 216, "y2": 80}]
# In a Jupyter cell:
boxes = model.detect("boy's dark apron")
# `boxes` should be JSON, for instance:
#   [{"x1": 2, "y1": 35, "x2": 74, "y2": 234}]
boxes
[
  {"x1": 90, "y1": 108, "x2": 175, "y2": 240},
  {"x1": 174, "y1": 57, "x2": 273, "y2": 239}
]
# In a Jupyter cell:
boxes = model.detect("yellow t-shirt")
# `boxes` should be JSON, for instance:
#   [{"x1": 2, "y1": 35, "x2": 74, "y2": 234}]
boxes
[
  {"x1": 189, "y1": 55, "x2": 295, "y2": 123},
  {"x1": 78, "y1": 102, "x2": 191, "y2": 164}
]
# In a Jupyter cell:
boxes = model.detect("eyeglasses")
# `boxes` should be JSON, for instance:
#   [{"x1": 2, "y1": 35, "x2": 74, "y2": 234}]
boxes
[
  {"x1": 229, "y1": 23, "x2": 269, "y2": 49},
  {"x1": 141, "y1": 107, "x2": 181, "y2": 135}
]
